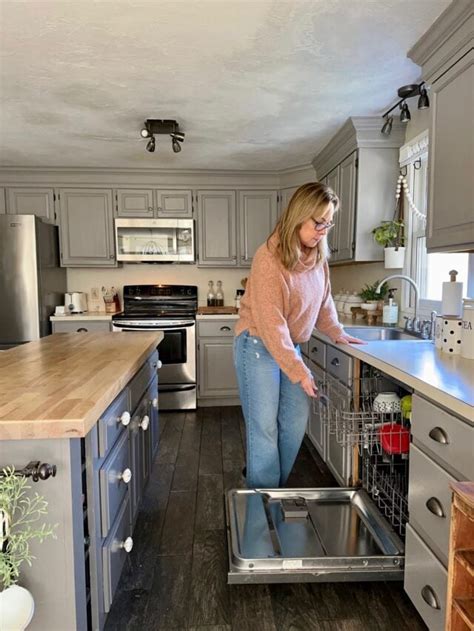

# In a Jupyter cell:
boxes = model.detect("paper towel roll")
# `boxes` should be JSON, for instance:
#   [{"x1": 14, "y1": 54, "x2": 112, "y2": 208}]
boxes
[
  {"x1": 441, "y1": 281, "x2": 463, "y2": 317},
  {"x1": 441, "y1": 317, "x2": 463, "y2": 355}
]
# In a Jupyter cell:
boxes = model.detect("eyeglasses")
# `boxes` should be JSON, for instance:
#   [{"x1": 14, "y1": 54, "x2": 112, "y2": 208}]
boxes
[{"x1": 312, "y1": 219, "x2": 335, "y2": 232}]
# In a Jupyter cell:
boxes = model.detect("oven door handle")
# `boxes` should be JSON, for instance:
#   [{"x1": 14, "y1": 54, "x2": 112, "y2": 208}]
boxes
[
  {"x1": 113, "y1": 322, "x2": 195, "y2": 330},
  {"x1": 159, "y1": 384, "x2": 196, "y2": 392}
]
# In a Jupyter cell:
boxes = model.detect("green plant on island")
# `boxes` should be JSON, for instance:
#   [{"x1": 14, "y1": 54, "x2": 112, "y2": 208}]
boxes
[
  {"x1": 0, "y1": 468, "x2": 56, "y2": 590},
  {"x1": 372, "y1": 220, "x2": 405, "y2": 249},
  {"x1": 358, "y1": 281, "x2": 389, "y2": 302}
]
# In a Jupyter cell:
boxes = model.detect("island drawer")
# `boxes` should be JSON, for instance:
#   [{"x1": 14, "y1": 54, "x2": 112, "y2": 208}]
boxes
[
  {"x1": 98, "y1": 387, "x2": 130, "y2": 458},
  {"x1": 308, "y1": 336, "x2": 326, "y2": 369},
  {"x1": 408, "y1": 444, "x2": 457, "y2": 564},
  {"x1": 102, "y1": 495, "x2": 133, "y2": 613},
  {"x1": 412, "y1": 395, "x2": 474, "y2": 479},
  {"x1": 404, "y1": 524, "x2": 447, "y2": 631},
  {"x1": 326, "y1": 346, "x2": 351, "y2": 385},
  {"x1": 198, "y1": 320, "x2": 236, "y2": 337},
  {"x1": 99, "y1": 430, "x2": 132, "y2": 538},
  {"x1": 130, "y1": 350, "x2": 158, "y2": 412},
  {"x1": 52, "y1": 320, "x2": 111, "y2": 333}
]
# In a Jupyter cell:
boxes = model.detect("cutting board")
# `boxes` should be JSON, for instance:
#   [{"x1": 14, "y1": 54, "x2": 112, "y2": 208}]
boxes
[{"x1": 197, "y1": 306, "x2": 239, "y2": 315}]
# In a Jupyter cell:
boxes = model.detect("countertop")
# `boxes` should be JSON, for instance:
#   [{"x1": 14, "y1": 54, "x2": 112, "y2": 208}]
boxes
[
  {"x1": 50, "y1": 312, "x2": 113, "y2": 321},
  {"x1": 312, "y1": 330, "x2": 474, "y2": 422},
  {"x1": 0, "y1": 332, "x2": 163, "y2": 440}
]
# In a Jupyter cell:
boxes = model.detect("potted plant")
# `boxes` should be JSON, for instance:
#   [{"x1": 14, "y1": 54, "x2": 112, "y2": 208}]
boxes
[
  {"x1": 372, "y1": 219, "x2": 406, "y2": 268},
  {"x1": 358, "y1": 280, "x2": 389, "y2": 311},
  {"x1": 0, "y1": 468, "x2": 56, "y2": 631}
]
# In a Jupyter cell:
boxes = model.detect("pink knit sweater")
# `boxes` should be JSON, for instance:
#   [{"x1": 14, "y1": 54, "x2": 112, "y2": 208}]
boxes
[{"x1": 235, "y1": 235, "x2": 344, "y2": 384}]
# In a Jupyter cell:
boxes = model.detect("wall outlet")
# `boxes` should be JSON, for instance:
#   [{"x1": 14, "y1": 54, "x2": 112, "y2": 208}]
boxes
[{"x1": 90, "y1": 287, "x2": 100, "y2": 300}]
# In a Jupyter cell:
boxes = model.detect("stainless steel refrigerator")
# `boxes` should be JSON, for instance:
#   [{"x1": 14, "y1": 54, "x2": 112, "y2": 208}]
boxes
[{"x1": 0, "y1": 214, "x2": 67, "y2": 349}]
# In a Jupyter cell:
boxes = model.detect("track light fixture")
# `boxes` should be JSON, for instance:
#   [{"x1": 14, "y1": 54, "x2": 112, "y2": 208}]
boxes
[
  {"x1": 380, "y1": 82, "x2": 429, "y2": 135},
  {"x1": 140, "y1": 119, "x2": 185, "y2": 153}
]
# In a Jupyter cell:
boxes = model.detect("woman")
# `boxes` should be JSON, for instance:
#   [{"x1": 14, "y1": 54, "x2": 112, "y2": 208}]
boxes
[{"x1": 233, "y1": 182, "x2": 363, "y2": 489}]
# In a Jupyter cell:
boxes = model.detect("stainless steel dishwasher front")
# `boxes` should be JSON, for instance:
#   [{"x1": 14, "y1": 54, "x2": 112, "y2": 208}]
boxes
[{"x1": 226, "y1": 487, "x2": 404, "y2": 584}]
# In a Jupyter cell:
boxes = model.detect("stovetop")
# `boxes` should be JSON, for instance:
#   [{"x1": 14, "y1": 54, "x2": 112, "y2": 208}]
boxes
[{"x1": 113, "y1": 284, "x2": 198, "y2": 321}]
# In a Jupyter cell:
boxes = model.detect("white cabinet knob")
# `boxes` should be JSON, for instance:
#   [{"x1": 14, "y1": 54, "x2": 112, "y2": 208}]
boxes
[
  {"x1": 139, "y1": 415, "x2": 150, "y2": 431},
  {"x1": 121, "y1": 536, "x2": 133, "y2": 553},
  {"x1": 157, "y1": 360, "x2": 163, "y2": 369},
  {"x1": 119, "y1": 468, "x2": 132, "y2": 484},
  {"x1": 119, "y1": 411, "x2": 131, "y2": 427},
  {"x1": 152, "y1": 397, "x2": 158, "y2": 409}
]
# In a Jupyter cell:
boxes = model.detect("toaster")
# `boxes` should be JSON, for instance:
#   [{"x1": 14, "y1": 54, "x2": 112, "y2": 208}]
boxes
[{"x1": 65, "y1": 292, "x2": 88, "y2": 313}]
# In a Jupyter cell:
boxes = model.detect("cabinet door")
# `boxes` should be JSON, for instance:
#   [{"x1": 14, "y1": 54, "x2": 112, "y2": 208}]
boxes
[
  {"x1": 156, "y1": 189, "x2": 193, "y2": 217},
  {"x1": 58, "y1": 189, "x2": 116, "y2": 267},
  {"x1": 115, "y1": 189, "x2": 154, "y2": 217},
  {"x1": 7, "y1": 187, "x2": 56, "y2": 223},
  {"x1": 238, "y1": 190, "x2": 278, "y2": 267},
  {"x1": 325, "y1": 377, "x2": 352, "y2": 485},
  {"x1": 307, "y1": 362, "x2": 326, "y2": 458},
  {"x1": 337, "y1": 152, "x2": 357, "y2": 261},
  {"x1": 198, "y1": 337, "x2": 238, "y2": 398},
  {"x1": 197, "y1": 190, "x2": 237, "y2": 266},
  {"x1": 325, "y1": 167, "x2": 340, "y2": 260},
  {"x1": 279, "y1": 186, "x2": 298, "y2": 218},
  {"x1": 427, "y1": 52, "x2": 474, "y2": 252},
  {"x1": 0, "y1": 188, "x2": 5, "y2": 214}
]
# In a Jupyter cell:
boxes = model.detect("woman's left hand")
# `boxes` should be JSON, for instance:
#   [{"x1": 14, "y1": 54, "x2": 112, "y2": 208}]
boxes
[{"x1": 334, "y1": 333, "x2": 367, "y2": 345}]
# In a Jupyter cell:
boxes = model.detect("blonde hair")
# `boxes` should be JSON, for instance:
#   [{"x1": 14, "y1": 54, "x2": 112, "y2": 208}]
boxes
[{"x1": 269, "y1": 182, "x2": 339, "y2": 271}]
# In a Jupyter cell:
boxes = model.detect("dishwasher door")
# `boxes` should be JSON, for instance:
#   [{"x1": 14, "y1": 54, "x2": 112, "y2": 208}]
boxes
[{"x1": 226, "y1": 487, "x2": 404, "y2": 584}]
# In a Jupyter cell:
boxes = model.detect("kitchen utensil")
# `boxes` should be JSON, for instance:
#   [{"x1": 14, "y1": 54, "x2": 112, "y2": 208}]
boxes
[
  {"x1": 373, "y1": 392, "x2": 401, "y2": 413},
  {"x1": 379, "y1": 424, "x2": 410, "y2": 455}
]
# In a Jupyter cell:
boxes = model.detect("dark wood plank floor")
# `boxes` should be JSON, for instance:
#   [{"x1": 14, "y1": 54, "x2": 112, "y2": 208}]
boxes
[{"x1": 105, "y1": 406, "x2": 426, "y2": 631}]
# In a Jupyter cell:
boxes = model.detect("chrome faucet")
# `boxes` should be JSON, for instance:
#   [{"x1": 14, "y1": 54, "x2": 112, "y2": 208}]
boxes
[{"x1": 376, "y1": 274, "x2": 420, "y2": 330}]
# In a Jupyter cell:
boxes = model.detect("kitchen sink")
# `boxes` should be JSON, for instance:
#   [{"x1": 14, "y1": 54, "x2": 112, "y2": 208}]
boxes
[{"x1": 344, "y1": 326, "x2": 421, "y2": 341}]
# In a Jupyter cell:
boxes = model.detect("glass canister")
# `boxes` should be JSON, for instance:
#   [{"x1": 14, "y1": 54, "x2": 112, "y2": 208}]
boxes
[{"x1": 461, "y1": 298, "x2": 474, "y2": 359}]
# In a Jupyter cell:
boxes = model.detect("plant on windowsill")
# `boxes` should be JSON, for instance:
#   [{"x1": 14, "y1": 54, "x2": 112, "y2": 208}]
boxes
[
  {"x1": 358, "y1": 280, "x2": 389, "y2": 311},
  {"x1": 372, "y1": 180, "x2": 406, "y2": 269},
  {"x1": 0, "y1": 468, "x2": 56, "y2": 631}
]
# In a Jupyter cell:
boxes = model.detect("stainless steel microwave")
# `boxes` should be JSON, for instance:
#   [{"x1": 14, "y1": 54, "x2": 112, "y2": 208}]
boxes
[{"x1": 115, "y1": 218, "x2": 195, "y2": 262}]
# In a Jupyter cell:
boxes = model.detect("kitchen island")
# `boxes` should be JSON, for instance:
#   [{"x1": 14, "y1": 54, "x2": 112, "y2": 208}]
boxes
[{"x1": 0, "y1": 332, "x2": 163, "y2": 631}]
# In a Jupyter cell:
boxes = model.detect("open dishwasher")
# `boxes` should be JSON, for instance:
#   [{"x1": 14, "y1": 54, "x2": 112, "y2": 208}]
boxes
[{"x1": 226, "y1": 365, "x2": 411, "y2": 584}]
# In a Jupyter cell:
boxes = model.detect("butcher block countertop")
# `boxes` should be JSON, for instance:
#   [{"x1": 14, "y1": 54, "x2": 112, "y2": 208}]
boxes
[{"x1": 0, "y1": 332, "x2": 163, "y2": 440}]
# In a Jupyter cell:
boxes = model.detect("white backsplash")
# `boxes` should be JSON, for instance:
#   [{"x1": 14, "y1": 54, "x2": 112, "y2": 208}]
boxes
[{"x1": 67, "y1": 265, "x2": 248, "y2": 308}]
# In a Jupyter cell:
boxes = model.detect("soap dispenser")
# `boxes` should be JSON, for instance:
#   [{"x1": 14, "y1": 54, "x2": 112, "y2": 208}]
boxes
[{"x1": 382, "y1": 288, "x2": 398, "y2": 326}]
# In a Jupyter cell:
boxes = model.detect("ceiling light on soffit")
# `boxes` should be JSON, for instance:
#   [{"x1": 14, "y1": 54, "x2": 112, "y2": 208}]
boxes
[{"x1": 380, "y1": 82, "x2": 430, "y2": 135}]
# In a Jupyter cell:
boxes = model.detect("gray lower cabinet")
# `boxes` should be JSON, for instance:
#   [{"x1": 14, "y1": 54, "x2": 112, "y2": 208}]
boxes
[
  {"x1": 0, "y1": 187, "x2": 5, "y2": 213},
  {"x1": 307, "y1": 359, "x2": 326, "y2": 459},
  {"x1": 197, "y1": 319, "x2": 239, "y2": 403},
  {"x1": 404, "y1": 394, "x2": 473, "y2": 630},
  {"x1": 6, "y1": 187, "x2": 56, "y2": 223},
  {"x1": 58, "y1": 188, "x2": 116, "y2": 267},
  {"x1": 52, "y1": 320, "x2": 111, "y2": 333}
]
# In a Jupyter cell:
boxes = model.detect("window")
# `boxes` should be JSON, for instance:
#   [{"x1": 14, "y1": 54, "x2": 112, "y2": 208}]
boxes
[{"x1": 401, "y1": 131, "x2": 473, "y2": 317}]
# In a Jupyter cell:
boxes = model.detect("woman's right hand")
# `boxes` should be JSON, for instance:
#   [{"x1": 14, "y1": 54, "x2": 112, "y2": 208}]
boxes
[{"x1": 300, "y1": 374, "x2": 318, "y2": 397}]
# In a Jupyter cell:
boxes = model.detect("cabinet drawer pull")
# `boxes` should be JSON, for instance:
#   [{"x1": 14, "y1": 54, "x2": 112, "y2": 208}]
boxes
[
  {"x1": 139, "y1": 415, "x2": 150, "y2": 431},
  {"x1": 428, "y1": 426, "x2": 449, "y2": 444},
  {"x1": 77, "y1": 327, "x2": 88, "y2": 333},
  {"x1": 155, "y1": 360, "x2": 163, "y2": 369},
  {"x1": 318, "y1": 394, "x2": 329, "y2": 408},
  {"x1": 311, "y1": 347, "x2": 318, "y2": 353},
  {"x1": 120, "y1": 536, "x2": 134, "y2": 553},
  {"x1": 119, "y1": 411, "x2": 131, "y2": 427},
  {"x1": 220, "y1": 326, "x2": 231, "y2": 332},
  {"x1": 119, "y1": 468, "x2": 132, "y2": 484},
  {"x1": 421, "y1": 585, "x2": 440, "y2": 610},
  {"x1": 331, "y1": 357, "x2": 340, "y2": 367},
  {"x1": 152, "y1": 397, "x2": 158, "y2": 409},
  {"x1": 425, "y1": 497, "x2": 445, "y2": 518}
]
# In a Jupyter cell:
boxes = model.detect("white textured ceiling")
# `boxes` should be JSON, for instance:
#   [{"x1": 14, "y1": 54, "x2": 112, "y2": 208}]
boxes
[{"x1": 0, "y1": 0, "x2": 449, "y2": 171}]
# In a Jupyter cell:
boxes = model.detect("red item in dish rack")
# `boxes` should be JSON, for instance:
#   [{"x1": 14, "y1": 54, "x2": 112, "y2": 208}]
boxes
[{"x1": 379, "y1": 424, "x2": 410, "y2": 455}]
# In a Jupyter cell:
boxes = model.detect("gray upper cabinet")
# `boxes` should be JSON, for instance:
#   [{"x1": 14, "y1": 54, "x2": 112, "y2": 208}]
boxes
[
  {"x1": 197, "y1": 190, "x2": 237, "y2": 266},
  {"x1": 115, "y1": 189, "x2": 154, "y2": 218},
  {"x1": 238, "y1": 190, "x2": 278, "y2": 267},
  {"x1": 6, "y1": 187, "x2": 56, "y2": 223},
  {"x1": 156, "y1": 190, "x2": 193, "y2": 217},
  {"x1": 115, "y1": 188, "x2": 192, "y2": 218},
  {"x1": 408, "y1": 2, "x2": 474, "y2": 253},
  {"x1": 313, "y1": 117, "x2": 404, "y2": 265},
  {"x1": 0, "y1": 188, "x2": 5, "y2": 214},
  {"x1": 279, "y1": 186, "x2": 298, "y2": 218},
  {"x1": 58, "y1": 188, "x2": 116, "y2": 267}
]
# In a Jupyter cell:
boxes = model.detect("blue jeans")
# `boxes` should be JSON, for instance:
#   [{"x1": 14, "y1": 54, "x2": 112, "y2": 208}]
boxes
[{"x1": 233, "y1": 331, "x2": 310, "y2": 488}]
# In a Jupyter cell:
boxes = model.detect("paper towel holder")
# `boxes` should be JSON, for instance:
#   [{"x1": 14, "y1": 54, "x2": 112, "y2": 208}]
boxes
[{"x1": 449, "y1": 270, "x2": 458, "y2": 282}]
